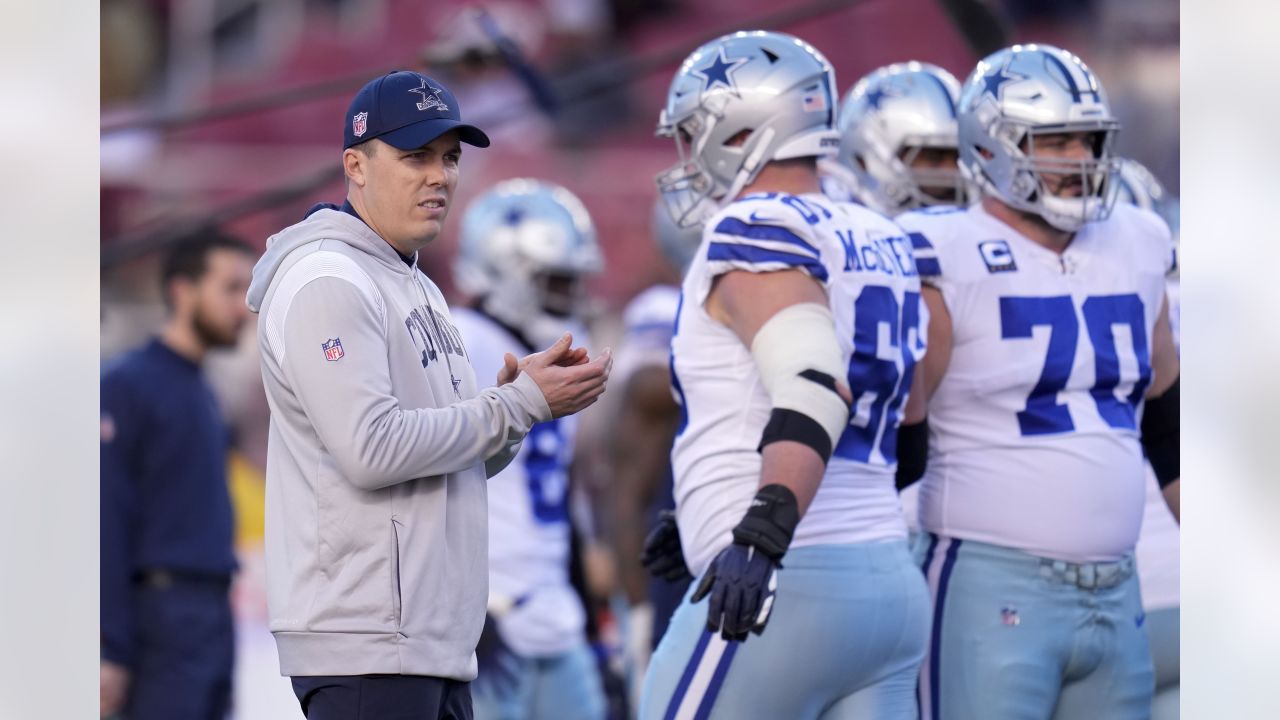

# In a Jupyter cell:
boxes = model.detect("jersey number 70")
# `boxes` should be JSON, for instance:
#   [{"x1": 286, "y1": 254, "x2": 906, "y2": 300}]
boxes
[{"x1": 1000, "y1": 294, "x2": 1151, "y2": 436}]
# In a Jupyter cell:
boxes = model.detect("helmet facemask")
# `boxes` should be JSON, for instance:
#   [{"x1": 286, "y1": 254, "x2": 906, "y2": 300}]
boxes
[
  {"x1": 1016, "y1": 123, "x2": 1120, "y2": 231},
  {"x1": 656, "y1": 106, "x2": 724, "y2": 229},
  {"x1": 895, "y1": 139, "x2": 974, "y2": 209},
  {"x1": 967, "y1": 116, "x2": 1121, "y2": 232},
  {"x1": 656, "y1": 94, "x2": 777, "y2": 229}
]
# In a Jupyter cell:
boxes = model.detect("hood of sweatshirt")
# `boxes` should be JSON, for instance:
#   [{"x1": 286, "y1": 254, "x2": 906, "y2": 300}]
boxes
[{"x1": 246, "y1": 206, "x2": 417, "y2": 313}]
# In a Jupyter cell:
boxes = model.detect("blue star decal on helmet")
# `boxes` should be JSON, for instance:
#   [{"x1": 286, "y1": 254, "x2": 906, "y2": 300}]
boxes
[
  {"x1": 692, "y1": 47, "x2": 748, "y2": 93},
  {"x1": 980, "y1": 65, "x2": 1028, "y2": 102},
  {"x1": 503, "y1": 207, "x2": 525, "y2": 226},
  {"x1": 864, "y1": 86, "x2": 893, "y2": 110}
]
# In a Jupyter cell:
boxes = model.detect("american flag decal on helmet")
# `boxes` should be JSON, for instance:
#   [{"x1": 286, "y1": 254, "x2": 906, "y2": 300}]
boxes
[{"x1": 801, "y1": 88, "x2": 828, "y2": 113}]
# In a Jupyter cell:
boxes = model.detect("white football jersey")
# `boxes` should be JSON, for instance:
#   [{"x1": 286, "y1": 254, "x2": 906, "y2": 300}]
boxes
[
  {"x1": 451, "y1": 307, "x2": 585, "y2": 657},
  {"x1": 671, "y1": 191, "x2": 927, "y2": 576},
  {"x1": 896, "y1": 202, "x2": 1174, "y2": 563}
]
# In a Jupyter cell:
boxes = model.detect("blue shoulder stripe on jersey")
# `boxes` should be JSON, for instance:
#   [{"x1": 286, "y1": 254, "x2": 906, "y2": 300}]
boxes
[
  {"x1": 714, "y1": 216, "x2": 821, "y2": 257},
  {"x1": 707, "y1": 242, "x2": 829, "y2": 282},
  {"x1": 907, "y1": 231, "x2": 934, "y2": 250},
  {"x1": 915, "y1": 257, "x2": 942, "y2": 276}
]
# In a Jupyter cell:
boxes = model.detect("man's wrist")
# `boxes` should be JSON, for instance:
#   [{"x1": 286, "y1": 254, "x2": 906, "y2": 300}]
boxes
[{"x1": 730, "y1": 484, "x2": 799, "y2": 561}]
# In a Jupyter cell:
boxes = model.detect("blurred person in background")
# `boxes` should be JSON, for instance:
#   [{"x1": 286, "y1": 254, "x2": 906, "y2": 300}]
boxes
[
  {"x1": 608, "y1": 199, "x2": 699, "y2": 714},
  {"x1": 100, "y1": 230, "x2": 256, "y2": 719},
  {"x1": 449, "y1": 178, "x2": 608, "y2": 720},
  {"x1": 642, "y1": 31, "x2": 930, "y2": 719},
  {"x1": 1115, "y1": 157, "x2": 1181, "y2": 720},
  {"x1": 824, "y1": 60, "x2": 975, "y2": 539},
  {"x1": 823, "y1": 61, "x2": 974, "y2": 215},
  {"x1": 896, "y1": 44, "x2": 1179, "y2": 719},
  {"x1": 245, "y1": 70, "x2": 612, "y2": 720}
]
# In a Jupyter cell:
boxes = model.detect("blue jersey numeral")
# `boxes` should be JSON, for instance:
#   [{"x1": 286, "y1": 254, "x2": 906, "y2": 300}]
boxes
[
  {"x1": 524, "y1": 420, "x2": 569, "y2": 524},
  {"x1": 1000, "y1": 293, "x2": 1151, "y2": 436},
  {"x1": 999, "y1": 296, "x2": 1079, "y2": 435},
  {"x1": 834, "y1": 286, "x2": 923, "y2": 463}
]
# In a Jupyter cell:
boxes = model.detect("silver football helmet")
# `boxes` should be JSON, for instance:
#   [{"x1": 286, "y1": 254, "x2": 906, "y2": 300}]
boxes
[
  {"x1": 455, "y1": 179, "x2": 603, "y2": 341},
  {"x1": 656, "y1": 30, "x2": 840, "y2": 227},
  {"x1": 651, "y1": 196, "x2": 702, "y2": 274},
  {"x1": 1114, "y1": 157, "x2": 1166, "y2": 211},
  {"x1": 1115, "y1": 157, "x2": 1179, "y2": 278},
  {"x1": 836, "y1": 62, "x2": 975, "y2": 214},
  {"x1": 958, "y1": 43, "x2": 1121, "y2": 231}
]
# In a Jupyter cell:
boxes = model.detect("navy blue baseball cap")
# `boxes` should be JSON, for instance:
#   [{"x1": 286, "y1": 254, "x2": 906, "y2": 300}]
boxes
[{"x1": 343, "y1": 70, "x2": 491, "y2": 150}]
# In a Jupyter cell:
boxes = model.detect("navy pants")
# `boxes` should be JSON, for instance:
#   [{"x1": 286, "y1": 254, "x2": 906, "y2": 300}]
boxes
[
  {"x1": 292, "y1": 674, "x2": 474, "y2": 720},
  {"x1": 126, "y1": 581, "x2": 234, "y2": 720}
]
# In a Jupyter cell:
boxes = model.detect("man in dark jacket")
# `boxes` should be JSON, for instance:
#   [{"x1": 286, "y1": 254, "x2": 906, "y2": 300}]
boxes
[{"x1": 100, "y1": 231, "x2": 255, "y2": 719}]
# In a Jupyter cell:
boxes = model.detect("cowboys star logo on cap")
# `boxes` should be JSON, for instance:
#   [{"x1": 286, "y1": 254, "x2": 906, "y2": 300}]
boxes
[
  {"x1": 409, "y1": 78, "x2": 449, "y2": 112},
  {"x1": 352, "y1": 112, "x2": 368, "y2": 137}
]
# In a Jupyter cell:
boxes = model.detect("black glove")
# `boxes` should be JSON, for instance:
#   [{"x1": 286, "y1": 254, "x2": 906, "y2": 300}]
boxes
[
  {"x1": 641, "y1": 509, "x2": 693, "y2": 582},
  {"x1": 692, "y1": 484, "x2": 799, "y2": 642}
]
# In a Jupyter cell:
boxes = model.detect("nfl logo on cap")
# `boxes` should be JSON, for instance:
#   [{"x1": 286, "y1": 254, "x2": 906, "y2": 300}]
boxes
[
  {"x1": 352, "y1": 112, "x2": 368, "y2": 138},
  {"x1": 322, "y1": 338, "x2": 345, "y2": 362}
]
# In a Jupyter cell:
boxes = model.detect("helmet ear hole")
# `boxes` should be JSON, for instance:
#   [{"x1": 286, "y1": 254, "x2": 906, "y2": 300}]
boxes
[{"x1": 724, "y1": 129, "x2": 753, "y2": 147}]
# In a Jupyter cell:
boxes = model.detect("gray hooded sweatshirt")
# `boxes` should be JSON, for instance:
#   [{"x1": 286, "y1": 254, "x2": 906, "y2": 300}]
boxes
[{"x1": 246, "y1": 208, "x2": 551, "y2": 679}]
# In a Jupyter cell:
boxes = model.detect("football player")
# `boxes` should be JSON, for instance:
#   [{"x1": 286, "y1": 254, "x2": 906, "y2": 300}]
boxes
[
  {"x1": 895, "y1": 44, "x2": 1180, "y2": 719},
  {"x1": 451, "y1": 179, "x2": 607, "y2": 720},
  {"x1": 1116, "y1": 157, "x2": 1181, "y2": 720},
  {"x1": 640, "y1": 30, "x2": 930, "y2": 719},
  {"x1": 606, "y1": 199, "x2": 701, "y2": 715},
  {"x1": 822, "y1": 61, "x2": 974, "y2": 214},
  {"x1": 824, "y1": 61, "x2": 976, "y2": 533}
]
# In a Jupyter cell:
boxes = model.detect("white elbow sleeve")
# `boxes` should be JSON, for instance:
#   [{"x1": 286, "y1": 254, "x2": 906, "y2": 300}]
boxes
[{"x1": 749, "y1": 302, "x2": 850, "y2": 460}]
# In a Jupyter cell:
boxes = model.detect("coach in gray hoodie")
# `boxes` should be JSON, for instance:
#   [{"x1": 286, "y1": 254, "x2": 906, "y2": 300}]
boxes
[{"x1": 246, "y1": 70, "x2": 612, "y2": 719}]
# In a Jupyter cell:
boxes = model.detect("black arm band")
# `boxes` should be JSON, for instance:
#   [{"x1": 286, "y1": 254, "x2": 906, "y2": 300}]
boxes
[
  {"x1": 732, "y1": 484, "x2": 800, "y2": 561},
  {"x1": 1141, "y1": 377, "x2": 1179, "y2": 488},
  {"x1": 895, "y1": 419, "x2": 929, "y2": 491},
  {"x1": 758, "y1": 408, "x2": 832, "y2": 462}
]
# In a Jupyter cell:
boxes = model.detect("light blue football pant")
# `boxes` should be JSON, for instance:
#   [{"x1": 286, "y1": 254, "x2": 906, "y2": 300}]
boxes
[
  {"x1": 1146, "y1": 606, "x2": 1179, "y2": 720},
  {"x1": 915, "y1": 533, "x2": 1154, "y2": 720},
  {"x1": 640, "y1": 541, "x2": 929, "y2": 720},
  {"x1": 471, "y1": 641, "x2": 606, "y2": 720}
]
